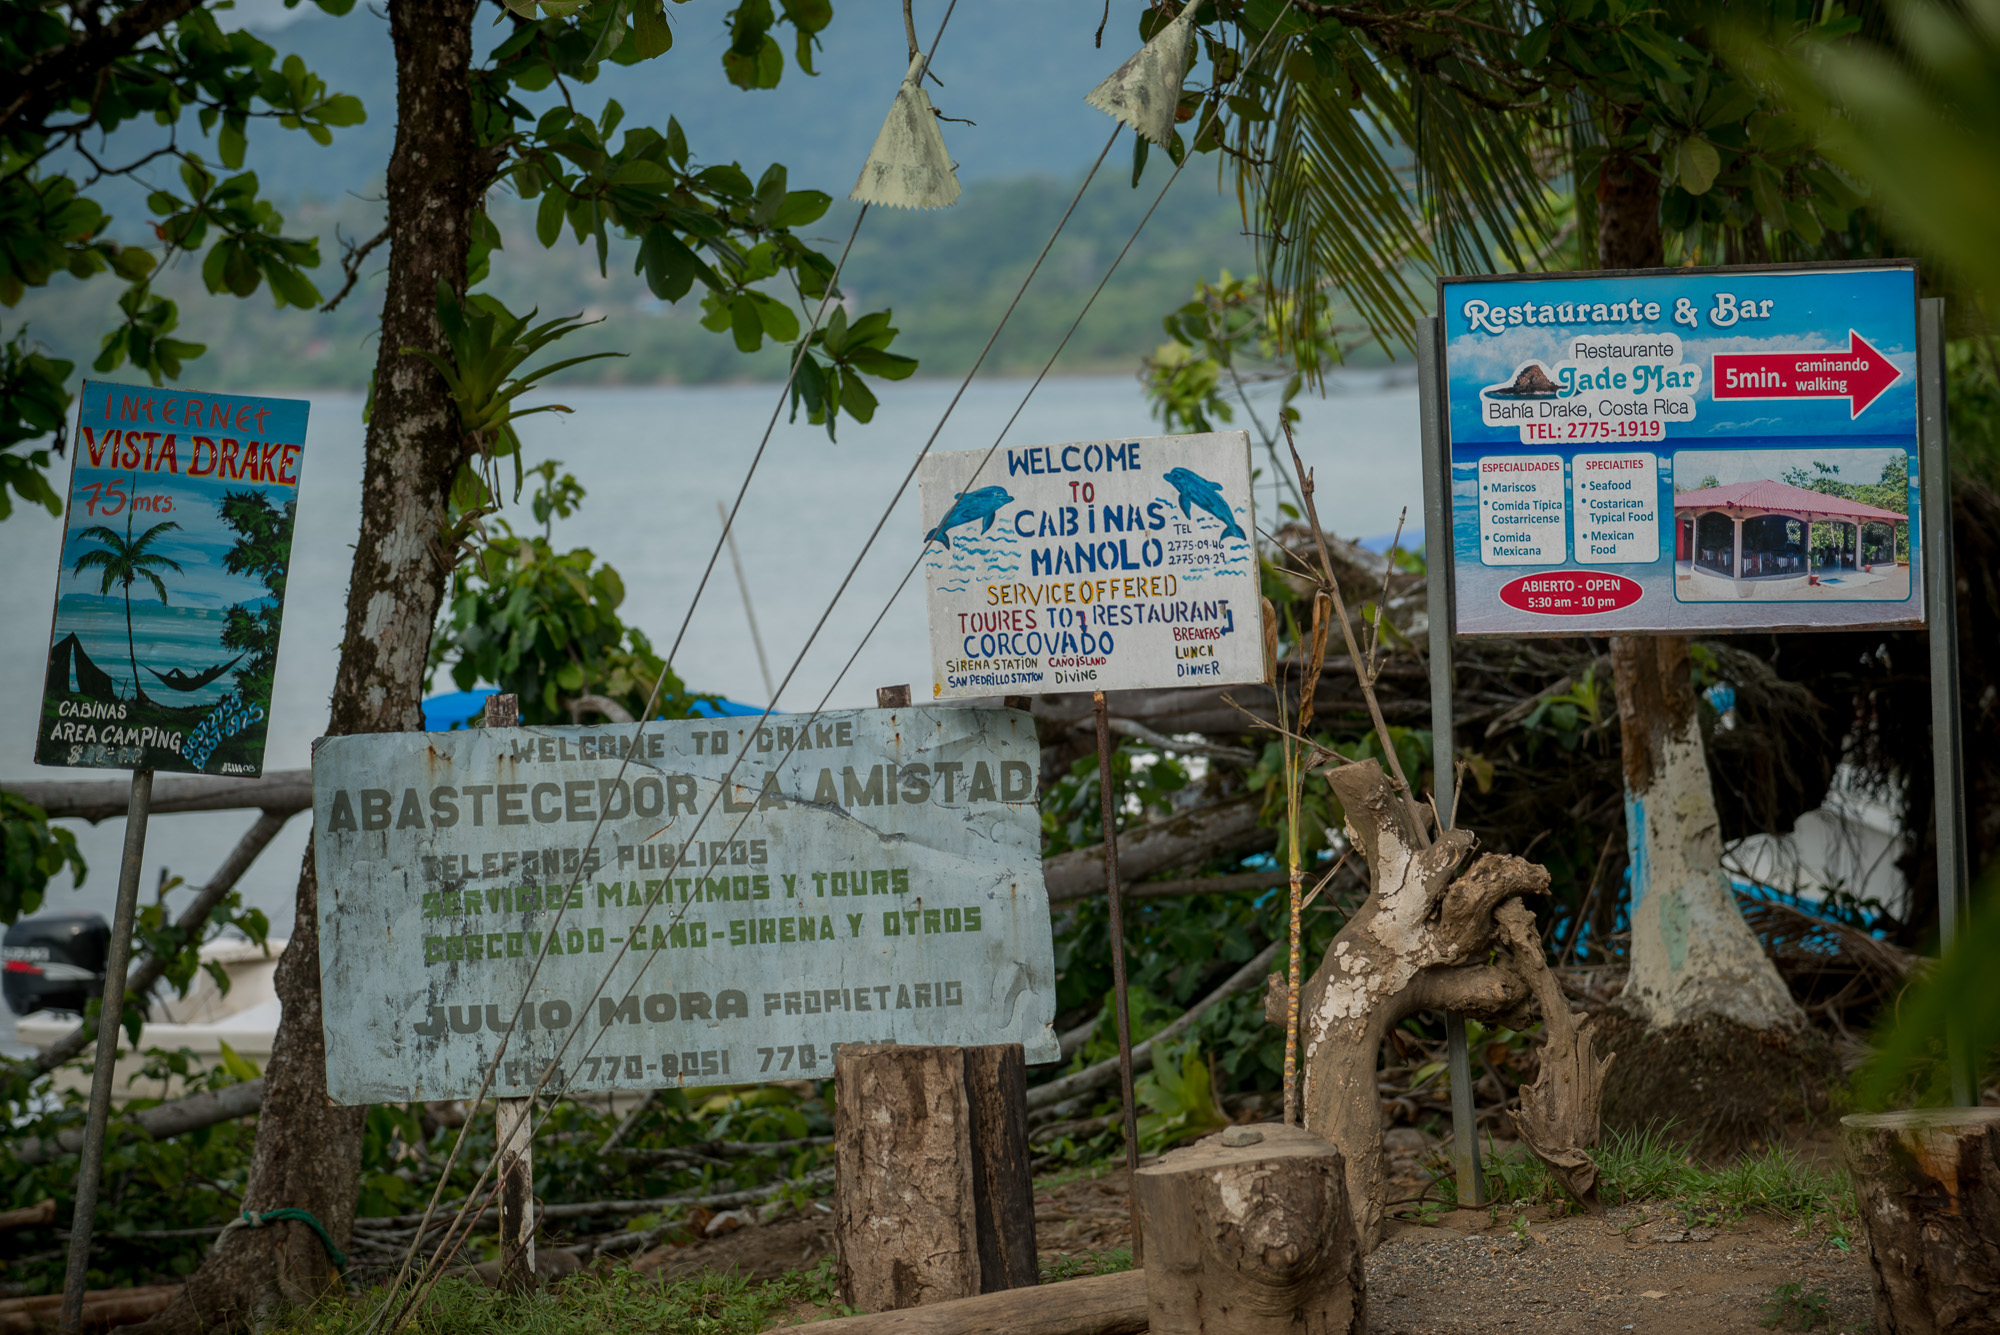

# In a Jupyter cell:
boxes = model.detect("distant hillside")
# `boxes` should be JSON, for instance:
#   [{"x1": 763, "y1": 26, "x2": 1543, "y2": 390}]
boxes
[
  {"x1": 11, "y1": 2, "x2": 1295, "y2": 394},
  {"x1": 12, "y1": 166, "x2": 1264, "y2": 393}
]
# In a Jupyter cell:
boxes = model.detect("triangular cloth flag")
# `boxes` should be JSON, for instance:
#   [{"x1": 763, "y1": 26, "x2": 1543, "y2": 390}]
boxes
[
  {"x1": 851, "y1": 53, "x2": 961, "y2": 209},
  {"x1": 1084, "y1": 3, "x2": 1198, "y2": 147}
]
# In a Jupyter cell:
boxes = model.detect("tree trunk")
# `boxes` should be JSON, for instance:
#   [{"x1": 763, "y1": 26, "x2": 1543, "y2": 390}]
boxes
[
  {"x1": 1841, "y1": 1109, "x2": 2000, "y2": 1335},
  {"x1": 135, "y1": 0, "x2": 483, "y2": 1327},
  {"x1": 1610, "y1": 637, "x2": 1799, "y2": 1030},
  {"x1": 1132, "y1": 1125, "x2": 1365, "y2": 1335},
  {"x1": 1593, "y1": 150, "x2": 1799, "y2": 1036}
]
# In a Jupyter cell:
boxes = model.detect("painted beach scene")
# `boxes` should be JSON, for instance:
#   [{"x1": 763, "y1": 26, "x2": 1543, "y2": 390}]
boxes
[{"x1": 35, "y1": 381, "x2": 308, "y2": 775}]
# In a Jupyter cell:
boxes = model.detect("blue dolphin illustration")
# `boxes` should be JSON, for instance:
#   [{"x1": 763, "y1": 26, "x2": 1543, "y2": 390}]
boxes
[
  {"x1": 925, "y1": 485, "x2": 1013, "y2": 548},
  {"x1": 1163, "y1": 467, "x2": 1245, "y2": 540}
]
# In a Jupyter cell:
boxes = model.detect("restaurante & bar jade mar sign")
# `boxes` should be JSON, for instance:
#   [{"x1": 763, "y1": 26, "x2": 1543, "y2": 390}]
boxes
[
  {"x1": 1440, "y1": 262, "x2": 1923, "y2": 636},
  {"x1": 312, "y1": 707, "x2": 1058, "y2": 1104}
]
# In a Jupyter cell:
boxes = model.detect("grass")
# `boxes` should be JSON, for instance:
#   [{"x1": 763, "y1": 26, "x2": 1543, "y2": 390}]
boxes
[
  {"x1": 1468, "y1": 1125, "x2": 1857, "y2": 1245},
  {"x1": 1760, "y1": 1280, "x2": 1834, "y2": 1330},
  {"x1": 268, "y1": 1261, "x2": 845, "y2": 1335}
]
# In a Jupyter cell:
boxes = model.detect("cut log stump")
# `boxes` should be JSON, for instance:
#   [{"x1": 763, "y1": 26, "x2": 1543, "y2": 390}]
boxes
[
  {"x1": 1842, "y1": 1108, "x2": 2000, "y2": 1335},
  {"x1": 834, "y1": 1043, "x2": 1036, "y2": 1312},
  {"x1": 1132, "y1": 1124, "x2": 1364, "y2": 1334}
]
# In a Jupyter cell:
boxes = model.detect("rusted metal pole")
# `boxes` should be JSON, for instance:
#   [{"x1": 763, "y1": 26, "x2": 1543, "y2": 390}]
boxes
[
  {"x1": 60, "y1": 767, "x2": 153, "y2": 1333},
  {"x1": 483, "y1": 693, "x2": 537, "y2": 1292},
  {"x1": 1091, "y1": 691, "x2": 1143, "y2": 1262}
]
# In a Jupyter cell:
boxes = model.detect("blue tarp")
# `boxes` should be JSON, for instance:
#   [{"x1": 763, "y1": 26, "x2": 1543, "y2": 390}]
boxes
[{"x1": 421, "y1": 689, "x2": 766, "y2": 730}]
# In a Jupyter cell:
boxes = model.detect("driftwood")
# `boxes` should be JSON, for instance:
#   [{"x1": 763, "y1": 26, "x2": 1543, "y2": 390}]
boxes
[
  {"x1": 1295, "y1": 760, "x2": 1610, "y2": 1247},
  {"x1": 1494, "y1": 900, "x2": 1614, "y2": 1202},
  {"x1": 1133, "y1": 1126, "x2": 1363, "y2": 1335},
  {"x1": 796, "y1": 1269, "x2": 1146, "y2": 1335},
  {"x1": 1842, "y1": 1108, "x2": 2000, "y2": 1334}
]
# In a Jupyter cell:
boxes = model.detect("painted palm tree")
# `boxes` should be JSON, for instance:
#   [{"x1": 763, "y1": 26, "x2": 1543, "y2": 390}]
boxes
[{"x1": 71, "y1": 509, "x2": 183, "y2": 706}]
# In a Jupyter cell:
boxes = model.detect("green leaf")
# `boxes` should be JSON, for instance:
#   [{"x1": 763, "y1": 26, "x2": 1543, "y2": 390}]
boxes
[
  {"x1": 218, "y1": 118, "x2": 248, "y2": 170},
  {"x1": 1675, "y1": 136, "x2": 1721, "y2": 195},
  {"x1": 217, "y1": 1040, "x2": 263, "y2": 1083},
  {"x1": 774, "y1": 189, "x2": 830, "y2": 228},
  {"x1": 730, "y1": 295, "x2": 762, "y2": 352},
  {"x1": 537, "y1": 187, "x2": 567, "y2": 248},
  {"x1": 631, "y1": 0, "x2": 674, "y2": 59}
]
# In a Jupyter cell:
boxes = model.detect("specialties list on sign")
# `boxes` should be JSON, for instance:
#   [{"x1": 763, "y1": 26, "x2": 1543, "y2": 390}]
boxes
[
  {"x1": 311, "y1": 709, "x2": 1058, "y2": 1103},
  {"x1": 1478, "y1": 455, "x2": 1566, "y2": 564},
  {"x1": 1571, "y1": 452, "x2": 1659, "y2": 563},
  {"x1": 918, "y1": 433, "x2": 1262, "y2": 697}
]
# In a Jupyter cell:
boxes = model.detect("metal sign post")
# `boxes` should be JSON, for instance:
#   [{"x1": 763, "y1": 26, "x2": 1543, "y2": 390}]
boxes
[
  {"x1": 58, "y1": 769, "x2": 151, "y2": 1333},
  {"x1": 478, "y1": 693, "x2": 537, "y2": 1292},
  {"x1": 1418, "y1": 316, "x2": 1484, "y2": 1206},
  {"x1": 1091, "y1": 690, "x2": 1144, "y2": 1259},
  {"x1": 1917, "y1": 297, "x2": 1973, "y2": 1105}
]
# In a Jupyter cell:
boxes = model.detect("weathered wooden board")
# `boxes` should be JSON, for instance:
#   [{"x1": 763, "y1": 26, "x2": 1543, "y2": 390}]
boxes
[{"x1": 311, "y1": 707, "x2": 1058, "y2": 1104}]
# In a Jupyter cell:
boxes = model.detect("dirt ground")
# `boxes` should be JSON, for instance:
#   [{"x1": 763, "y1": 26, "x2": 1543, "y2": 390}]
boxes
[{"x1": 634, "y1": 1152, "x2": 1873, "y2": 1334}]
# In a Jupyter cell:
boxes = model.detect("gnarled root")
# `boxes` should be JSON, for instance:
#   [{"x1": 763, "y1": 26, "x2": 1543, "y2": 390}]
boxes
[{"x1": 1494, "y1": 899, "x2": 1616, "y2": 1208}]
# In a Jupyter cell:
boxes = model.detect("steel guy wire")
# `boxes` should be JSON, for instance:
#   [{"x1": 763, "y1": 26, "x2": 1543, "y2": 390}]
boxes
[
  {"x1": 382, "y1": 117, "x2": 1120, "y2": 1303},
  {"x1": 384, "y1": 0, "x2": 1298, "y2": 1302},
  {"x1": 440, "y1": 0, "x2": 1306, "y2": 1207}
]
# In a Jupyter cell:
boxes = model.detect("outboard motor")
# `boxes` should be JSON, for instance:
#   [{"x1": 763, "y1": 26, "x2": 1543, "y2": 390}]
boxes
[{"x1": 3, "y1": 912, "x2": 110, "y2": 1016}]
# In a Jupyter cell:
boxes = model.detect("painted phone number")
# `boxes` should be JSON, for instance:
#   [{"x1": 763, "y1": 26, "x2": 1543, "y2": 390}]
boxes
[{"x1": 1519, "y1": 419, "x2": 1664, "y2": 442}]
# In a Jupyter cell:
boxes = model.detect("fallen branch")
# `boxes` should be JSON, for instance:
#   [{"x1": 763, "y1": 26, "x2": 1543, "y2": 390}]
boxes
[
  {"x1": 0, "y1": 1201, "x2": 55, "y2": 1231},
  {"x1": 11, "y1": 1078, "x2": 265, "y2": 1166},
  {"x1": 1041, "y1": 795, "x2": 1271, "y2": 903},
  {"x1": 2, "y1": 771, "x2": 310, "y2": 823},
  {"x1": 0, "y1": 1284, "x2": 181, "y2": 1334},
  {"x1": 24, "y1": 811, "x2": 291, "y2": 1076},
  {"x1": 1026, "y1": 939, "x2": 1280, "y2": 1113}
]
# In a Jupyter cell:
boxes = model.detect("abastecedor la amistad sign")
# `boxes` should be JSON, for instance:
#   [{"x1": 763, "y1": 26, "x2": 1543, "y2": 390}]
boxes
[
  {"x1": 919, "y1": 432, "x2": 1264, "y2": 698},
  {"x1": 312, "y1": 708, "x2": 1058, "y2": 1103}
]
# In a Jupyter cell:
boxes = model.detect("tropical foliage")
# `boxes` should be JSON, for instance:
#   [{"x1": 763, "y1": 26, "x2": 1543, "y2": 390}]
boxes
[
  {"x1": 216, "y1": 489, "x2": 297, "y2": 714},
  {"x1": 1, "y1": 0, "x2": 362, "y2": 493},
  {"x1": 70, "y1": 516, "x2": 185, "y2": 704}
]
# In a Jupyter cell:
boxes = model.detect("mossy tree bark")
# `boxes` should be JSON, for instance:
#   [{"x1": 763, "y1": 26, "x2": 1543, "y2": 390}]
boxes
[{"x1": 135, "y1": 0, "x2": 484, "y2": 1328}]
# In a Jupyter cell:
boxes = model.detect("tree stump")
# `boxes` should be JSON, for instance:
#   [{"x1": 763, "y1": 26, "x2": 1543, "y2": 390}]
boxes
[
  {"x1": 834, "y1": 1044, "x2": 1036, "y2": 1311},
  {"x1": 1842, "y1": 1108, "x2": 2000, "y2": 1335},
  {"x1": 1132, "y1": 1124, "x2": 1364, "y2": 1335}
]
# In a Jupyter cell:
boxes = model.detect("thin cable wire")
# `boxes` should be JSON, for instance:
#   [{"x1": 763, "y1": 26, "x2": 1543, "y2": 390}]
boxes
[
  {"x1": 386, "y1": 2, "x2": 1298, "y2": 1303},
  {"x1": 384, "y1": 120, "x2": 1121, "y2": 1306},
  {"x1": 434, "y1": 0, "x2": 1303, "y2": 1180}
]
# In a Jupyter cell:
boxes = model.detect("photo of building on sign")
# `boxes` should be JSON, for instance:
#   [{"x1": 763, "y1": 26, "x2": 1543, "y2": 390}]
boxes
[{"x1": 1672, "y1": 447, "x2": 1912, "y2": 603}]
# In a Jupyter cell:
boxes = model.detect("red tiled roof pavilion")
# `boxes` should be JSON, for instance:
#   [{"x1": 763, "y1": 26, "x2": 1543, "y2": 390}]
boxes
[{"x1": 1672, "y1": 477, "x2": 1906, "y2": 522}]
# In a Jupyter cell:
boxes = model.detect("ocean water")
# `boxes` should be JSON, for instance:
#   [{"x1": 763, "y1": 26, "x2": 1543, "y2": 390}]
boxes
[
  {"x1": 47, "y1": 596, "x2": 246, "y2": 710},
  {"x1": 0, "y1": 372, "x2": 1423, "y2": 965}
]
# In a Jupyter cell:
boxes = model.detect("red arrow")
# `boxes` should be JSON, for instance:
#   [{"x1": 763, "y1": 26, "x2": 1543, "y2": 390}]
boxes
[{"x1": 1711, "y1": 330, "x2": 1901, "y2": 419}]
